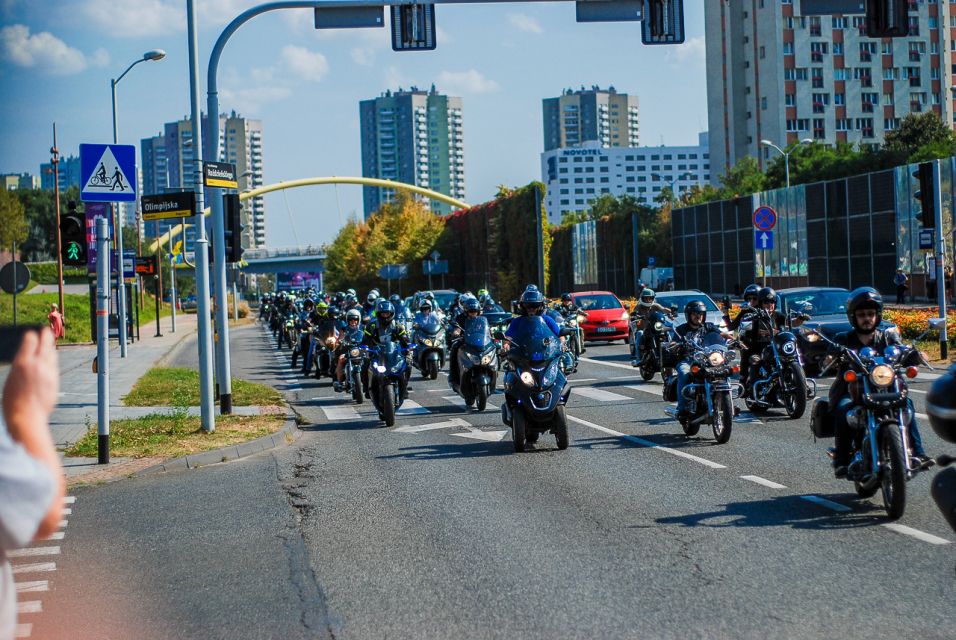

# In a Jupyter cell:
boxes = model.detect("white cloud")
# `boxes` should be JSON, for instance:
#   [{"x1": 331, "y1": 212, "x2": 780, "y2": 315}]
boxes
[
  {"x1": 81, "y1": 0, "x2": 184, "y2": 37},
  {"x1": 667, "y1": 35, "x2": 705, "y2": 66},
  {"x1": 436, "y1": 69, "x2": 499, "y2": 95},
  {"x1": 507, "y1": 13, "x2": 542, "y2": 34},
  {"x1": 280, "y1": 45, "x2": 328, "y2": 82},
  {"x1": 350, "y1": 47, "x2": 375, "y2": 66},
  {"x1": 220, "y1": 85, "x2": 293, "y2": 115},
  {"x1": 0, "y1": 24, "x2": 103, "y2": 75}
]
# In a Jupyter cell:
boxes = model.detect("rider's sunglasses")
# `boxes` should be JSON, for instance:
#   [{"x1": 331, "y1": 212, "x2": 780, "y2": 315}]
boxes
[{"x1": 855, "y1": 310, "x2": 878, "y2": 318}]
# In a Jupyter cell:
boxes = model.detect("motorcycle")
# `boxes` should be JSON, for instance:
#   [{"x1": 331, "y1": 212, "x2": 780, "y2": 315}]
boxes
[
  {"x1": 368, "y1": 336, "x2": 409, "y2": 427},
  {"x1": 634, "y1": 310, "x2": 675, "y2": 382},
  {"x1": 452, "y1": 315, "x2": 499, "y2": 411},
  {"x1": 310, "y1": 332, "x2": 337, "y2": 380},
  {"x1": 810, "y1": 336, "x2": 930, "y2": 520},
  {"x1": 291, "y1": 317, "x2": 313, "y2": 370},
  {"x1": 340, "y1": 329, "x2": 366, "y2": 404},
  {"x1": 663, "y1": 332, "x2": 742, "y2": 444},
  {"x1": 412, "y1": 315, "x2": 445, "y2": 380},
  {"x1": 279, "y1": 312, "x2": 298, "y2": 351},
  {"x1": 498, "y1": 321, "x2": 571, "y2": 452},
  {"x1": 740, "y1": 312, "x2": 815, "y2": 419}
]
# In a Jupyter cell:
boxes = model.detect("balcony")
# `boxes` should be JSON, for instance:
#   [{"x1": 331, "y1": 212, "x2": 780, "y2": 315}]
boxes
[
  {"x1": 860, "y1": 77, "x2": 873, "y2": 87},
  {"x1": 862, "y1": 102, "x2": 874, "y2": 113},
  {"x1": 909, "y1": 77, "x2": 922, "y2": 87},
  {"x1": 911, "y1": 102, "x2": 924, "y2": 112},
  {"x1": 860, "y1": 52, "x2": 872, "y2": 62}
]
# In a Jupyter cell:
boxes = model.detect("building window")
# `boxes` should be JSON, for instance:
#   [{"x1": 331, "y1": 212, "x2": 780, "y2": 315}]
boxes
[
  {"x1": 833, "y1": 42, "x2": 844, "y2": 55},
  {"x1": 785, "y1": 93, "x2": 796, "y2": 106},
  {"x1": 834, "y1": 93, "x2": 846, "y2": 105}
]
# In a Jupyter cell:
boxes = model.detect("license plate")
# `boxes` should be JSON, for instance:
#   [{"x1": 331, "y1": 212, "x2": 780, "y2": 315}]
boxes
[{"x1": 596, "y1": 327, "x2": 616, "y2": 333}]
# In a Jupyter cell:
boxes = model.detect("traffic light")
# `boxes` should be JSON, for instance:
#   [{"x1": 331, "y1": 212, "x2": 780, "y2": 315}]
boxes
[
  {"x1": 865, "y1": 0, "x2": 909, "y2": 38},
  {"x1": 223, "y1": 193, "x2": 245, "y2": 263},
  {"x1": 913, "y1": 162, "x2": 936, "y2": 228},
  {"x1": 642, "y1": 0, "x2": 684, "y2": 45},
  {"x1": 391, "y1": 3, "x2": 436, "y2": 51},
  {"x1": 60, "y1": 201, "x2": 87, "y2": 267}
]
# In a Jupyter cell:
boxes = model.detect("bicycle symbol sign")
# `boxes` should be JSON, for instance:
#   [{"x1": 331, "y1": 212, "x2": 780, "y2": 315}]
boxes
[
  {"x1": 752, "y1": 205, "x2": 777, "y2": 231},
  {"x1": 80, "y1": 143, "x2": 137, "y2": 203}
]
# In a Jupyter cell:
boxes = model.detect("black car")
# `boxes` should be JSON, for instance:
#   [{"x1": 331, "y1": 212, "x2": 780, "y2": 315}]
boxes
[{"x1": 777, "y1": 287, "x2": 897, "y2": 374}]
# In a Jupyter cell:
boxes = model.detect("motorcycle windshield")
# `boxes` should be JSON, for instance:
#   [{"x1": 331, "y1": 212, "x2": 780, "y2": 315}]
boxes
[
  {"x1": 509, "y1": 317, "x2": 561, "y2": 363},
  {"x1": 689, "y1": 330, "x2": 726, "y2": 350},
  {"x1": 419, "y1": 315, "x2": 443, "y2": 335},
  {"x1": 342, "y1": 328, "x2": 364, "y2": 344},
  {"x1": 378, "y1": 339, "x2": 404, "y2": 369},
  {"x1": 462, "y1": 316, "x2": 492, "y2": 349}
]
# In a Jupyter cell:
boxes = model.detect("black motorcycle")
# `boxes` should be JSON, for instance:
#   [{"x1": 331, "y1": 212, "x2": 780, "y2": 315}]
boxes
[
  {"x1": 291, "y1": 317, "x2": 313, "y2": 370},
  {"x1": 311, "y1": 330, "x2": 337, "y2": 380},
  {"x1": 412, "y1": 315, "x2": 445, "y2": 380},
  {"x1": 340, "y1": 329, "x2": 366, "y2": 404},
  {"x1": 739, "y1": 312, "x2": 814, "y2": 419},
  {"x1": 452, "y1": 316, "x2": 498, "y2": 411},
  {"x1": 279, "y1": 311, "x2": 297, "y2": 351},
  {"x1": 664, "y1": 332, "x2": 742, "y2": 444},
  {"x1": 635, "y1": 310, "x2": 674, "y2": 382},
  {"x1": 810, "y1": 337, "x2": 930, "y2": 520},
  {"x1": 368, "y1": 337, "x2": 409, "y2": 427},
  {"x1": 499, "y1": 321, "x2": 571, "y2": 452}
]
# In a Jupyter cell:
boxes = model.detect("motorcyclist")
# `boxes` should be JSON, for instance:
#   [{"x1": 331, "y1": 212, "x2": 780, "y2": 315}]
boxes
[
  {"x1": 447, "y1": 293, "x2": 464, "y2": 318},
  {"x1": 555, "y1": 293, "x2": 579, "y2": 317},
  {"x1": 333, "y1": 308, "x2": 364, "y2": 392},
  {"x1": 505, "y1": 286, "x2": 561, "y2": 341},
  {"x1": 671, "y1": 300, "x2": 732, "y2": 420},
  {"x1": 413, "y1": 299, "x2": 437, "y2": 328},
  {"x1": 630, "y1": 288, "x2": 675, "y2": 367},
  {"x1": 362, "y1": 299, "x2": 411, "y2": 400},
  {"x1": 305, "y1": 300, "x2": 338, "y2": 376},
  {"x1": 361, "y1": 292, "x2": 379, "y2": 322},
  {"x1": 722, "y1": 284, "x2": 760, "y2": 331},
  {"x1": 827, "y1": 287, "x2": 929, "y2": 476},
  {"x1": 477, "y1": 288, "x2": 490, "y2": 305},
  {"x1": 448, "y1": 295, "x2": 483, "y2": 389},
  {"x1": 293, "y1": 297, "x2": 315, "y2": 372},
  {"x1": 737, "y1": 287, "x2": 808, "y2": 387}
]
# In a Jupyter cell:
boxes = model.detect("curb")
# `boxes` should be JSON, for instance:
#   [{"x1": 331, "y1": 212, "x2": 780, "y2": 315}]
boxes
[
  {"x1": 155, "y1": 320, "x2": 200, "y2": 368},
  {"x1": 130, "y1": 413, "x2": 300, "y2": 477}
]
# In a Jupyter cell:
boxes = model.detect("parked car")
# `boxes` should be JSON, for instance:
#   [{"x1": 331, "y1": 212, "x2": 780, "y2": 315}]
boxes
[
  {"x1": 778, "y1": 287, "x2": 897, "y2": 374},
  {"x1": 571, "y1": 291, "x2": 629, "y2": 342},
  {"x1": 181, "y1": 295, "x2": 198, "y2": 312},
  {"x1": 653, "y1": 290, "x2": 728, "y2": 332}
]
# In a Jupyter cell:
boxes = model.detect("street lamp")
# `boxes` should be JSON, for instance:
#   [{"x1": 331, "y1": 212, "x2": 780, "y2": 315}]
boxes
[
  {"x1": 110, "y1": 48, "x2": 166, "y2": 358},
  {"x1": 760, "y1": 138, "x2": 813, "y2": 189},
  {"x1": 651, "y1": 171, "x2": 696, "y2": 200}
]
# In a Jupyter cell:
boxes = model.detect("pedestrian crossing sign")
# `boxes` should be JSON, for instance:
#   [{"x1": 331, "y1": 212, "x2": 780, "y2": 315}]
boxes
[{"x1": 80, "y1": 143, "x2": 137, "y2": 203}]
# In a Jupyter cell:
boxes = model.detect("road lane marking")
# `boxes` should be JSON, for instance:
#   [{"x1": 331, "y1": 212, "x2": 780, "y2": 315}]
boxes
[
  {"x1": 62, "y1": 508, "x2": 71, "y2": 515},
  {"x1": 740, "y1": 475, "x2": 787, "y2": 489},
  {"x1": 800, "y1": 495, "x2": 852, "y2": 512},
  {"x1": 568, "y1": 378, "x2": 598, "y2": 383},
  {"x1": 64, "y1": 496, "x2": 76, "y2": 504},
  {"x1": 882, "y1": 523, "x2": 952, "y2": 545},
  {"x1": 15, "y1": 623, "x2": 31, "y2": 638},
  {"x1": 47, "y1": 532, "x2": 64, "y2": 541},
  {"x1": 57, "y1": 520, "x2": 67, "y2": 529},
  {"x1": 573, "y1": 387, "x2": 631, "y2": 402},
  {"x1": 443, "y1": 395, "x2": 467, "y2": 408},
  {"x1": 610, "y1": 375, "x2": 639, "y2": 379},
  {"x1": 17, "y1": 601, "x2": 41, "y2": 614},
  {"x1": 579, "y1": 357, "x2": 634, "y2": 371},
  {"x1": 566, "y1": 415, "x2": 726, "y2": 469},
  {"x1": 393, "y1": 418, "x2": 471, "y2": 433},
  {"x1": 11, "y1": 563, "x2": 56, "y2": 574},
  {"x1": 14, "y1": 581, "x2": 48, "y2": 593},
  {"x1": 6, "y1": 547, "x2": 60, "y2": 559},
  {"x1": 396, "y1": 400, "x2": 430, "y2": 416},
  {"x1": 318, "y1": 404, "x2": 361, "y2": 421},
  {"x1": 452, "y1": 426, "x2": 508, "y2": 442}
]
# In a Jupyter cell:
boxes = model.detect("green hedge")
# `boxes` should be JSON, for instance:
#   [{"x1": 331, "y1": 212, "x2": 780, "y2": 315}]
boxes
[{"x1": 24, "y1": 262, "x2": 88, "y2": 284}]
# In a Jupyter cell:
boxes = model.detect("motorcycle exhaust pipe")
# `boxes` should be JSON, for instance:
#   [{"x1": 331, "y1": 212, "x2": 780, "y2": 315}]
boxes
[{"x1": 931, "y1": 467, "x2": 956, "y2": 533}]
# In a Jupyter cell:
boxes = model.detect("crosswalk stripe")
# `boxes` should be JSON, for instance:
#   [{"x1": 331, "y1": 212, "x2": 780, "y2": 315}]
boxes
[
  {"x1": 320, "y1": 405, "x2": 361, "y2": 421},
  {"x1": 396, "y1": 399, "x2": 430, "y2": 416},
  {"x1": 7, "y1": 547, "x2": 60, "y2": 559},
  {"x1": 17, "y1": 601, "x2": 41, "y2": 614},
  {"x1": 11, "y1": 563, "x2": 56, "y2": 574},
  {"x1": 443, "y1": 395, "x2": 467, "y2": 408},
  {"x1": 14, "y1": 581, "x2": 48, "y2": 593},
  {"x1": 64, "y1": 496, "x2": 76, "y2": 504},
  {"x1": 573, "y1": 386, "x2": 631, "y2": 402},
  {"x1": 15, "y1": 623, "x2": 31, "y2": 638}
]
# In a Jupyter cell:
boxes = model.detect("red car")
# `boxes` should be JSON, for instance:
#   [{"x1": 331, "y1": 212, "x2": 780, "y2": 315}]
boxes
[{"x1": 571, "y1": 291, "x2": 630, "y2": 343}]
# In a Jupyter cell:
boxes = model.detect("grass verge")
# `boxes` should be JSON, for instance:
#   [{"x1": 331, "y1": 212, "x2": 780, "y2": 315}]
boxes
[
  {"x1": 122, "y1": 367, "x2": 283, "y2": 407},
  {"x1": 64, "y1": 412, "x2": 286, "y2": 459}
]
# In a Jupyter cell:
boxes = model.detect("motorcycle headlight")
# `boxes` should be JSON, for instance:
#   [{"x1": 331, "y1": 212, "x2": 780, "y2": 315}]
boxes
[
  {"x1": 349, "y1": 348, "x2": 360, "y2": 357},
  {"x1": 423, "y1": 338, "x2": 433, "y2": 347},
  {"x1": 374, "y1": 364, "x2": 386, "y2": 373},
  {"x1": 870, "y1": 364, "x2": 895, "y2": 387},
  {"x1": 653, "y1": 321, "x2": 663, "y2": 331},
  {"x1": 577, "y1": 314, "x2": 587, "y2": 324},
  {"x1": 804, "y1": 331, "x2": 821, "y2": 343},
  {"x1": 568, "y1": 319, "x2": 578, "y2": 327},
  {"x1": 326, "y1": 337, "x2": 336, "y2": 348},
  {"x1": 519, "y1": 371, "x2": 535, "y2": 387},
  {"x1": 781, "y1": 341, "x2": 796, "y2": 355},
  {"x1": 708, "y1": 351, "x2": 725, "y2": 366},
  {"x1": 481, "y1": 353, "x2": 494, "y2": 365}
]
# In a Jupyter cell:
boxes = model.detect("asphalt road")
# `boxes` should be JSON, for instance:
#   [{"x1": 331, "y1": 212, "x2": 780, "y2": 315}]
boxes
[{"x1": 29, "y1": 322, "x2": 956, "y2": 639}]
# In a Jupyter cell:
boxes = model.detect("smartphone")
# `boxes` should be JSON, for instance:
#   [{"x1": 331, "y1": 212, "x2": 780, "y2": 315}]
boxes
[{"x1": 0, "y1": 325, "x2": 43, "y2": 364}]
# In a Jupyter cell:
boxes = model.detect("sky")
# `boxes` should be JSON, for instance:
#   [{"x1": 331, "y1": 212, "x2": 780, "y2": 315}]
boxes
[{"x1": 0, "y1": 0, "x2": 708, "y2": 247}]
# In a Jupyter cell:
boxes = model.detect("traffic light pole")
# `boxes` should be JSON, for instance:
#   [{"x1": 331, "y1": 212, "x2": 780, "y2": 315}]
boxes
[
  {"x1": 933, "y1": 159, "x2": 948, "y2": 359},
  {"x1": 52, "y1": 124, "x2": 65, "y2": 321},
  {"x1": 95, "y1": 217, "x2": 110, "y2": 464}
]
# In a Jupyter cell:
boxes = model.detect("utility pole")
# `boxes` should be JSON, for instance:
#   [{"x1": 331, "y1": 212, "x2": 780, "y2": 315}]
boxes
[{"x1": 51, "y1": 124, "x2": 65, "y2": 321}]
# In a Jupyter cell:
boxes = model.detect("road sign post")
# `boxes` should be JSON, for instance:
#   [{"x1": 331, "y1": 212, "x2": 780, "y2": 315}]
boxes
[
  {"x1": 753, "y1": 205, "x2": 777, "y2": 286},
  {"x1": 95, "y1": 217, "x2": 110, "y2": 464}
]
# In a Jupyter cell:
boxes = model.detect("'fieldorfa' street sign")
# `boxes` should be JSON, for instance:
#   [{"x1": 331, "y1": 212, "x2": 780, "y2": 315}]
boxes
[
  {"x1": 142, "y1": 192, "x2": 197, "y2": 221},
  {"x1": 203, "y1": 161, "x2": 238, "y2": 189}
]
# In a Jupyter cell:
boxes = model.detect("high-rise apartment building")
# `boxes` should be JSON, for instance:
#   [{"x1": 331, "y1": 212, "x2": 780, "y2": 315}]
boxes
[
  {"x1": 39, "y1": 155, "x2": 81, "y2": 191},
  {"x1": 542, "y1": 86, "x2": 640, "y2": 152},
  {"x1": 706, "y1": 0, "x2": 954, "y2": 183},
  {"x1": 2, "y1": 173, "x2": 40, "y2": 190},
  {"x1": 141, "y1": 112, "x2": 264, "y2": 251},
  {"x1": 359, "y1": 86, "x2": 465, "y2": 217}
]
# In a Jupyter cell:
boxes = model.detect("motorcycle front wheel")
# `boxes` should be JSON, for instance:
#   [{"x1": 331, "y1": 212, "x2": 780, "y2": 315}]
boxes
[
  {"x1": 476, "y1": 384, "x2": 489, "y2": 412},
  {"x1": 512, "y1": 408, "x2": 527, "y2": 453},
  {"x1": 381, "y1": 383, "x2": 395, "y2": 427},
  {"x1": 782, "y1": 362, "x2": 808, "y2": 419},
  {"x1": 553, "y1": 405, "x2": 569, "y2": 450},
  {"x1": 427, "y1": 359, "x2": 439, "y2": 380},
  {"x1": 351, "y1": 370, "x2": 362, "y2": 404},
  {"x1": 712, "y1": 390, "x2": 734, "y2": 444},
  {"x1": 879, "y1": 422, "x2": 907, "y2": 520},
  {"x1": 640, "y1": 352, "x2": 656, "y2": 381}
]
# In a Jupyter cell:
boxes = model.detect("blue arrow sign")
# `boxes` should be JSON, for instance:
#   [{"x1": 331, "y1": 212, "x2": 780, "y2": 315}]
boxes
[
  {"x1": 80, "y1": 143, "x2": 137, "y2": 202},
  {"x1": 755, "y1": 230, "x2": 774, "y2": 250}
]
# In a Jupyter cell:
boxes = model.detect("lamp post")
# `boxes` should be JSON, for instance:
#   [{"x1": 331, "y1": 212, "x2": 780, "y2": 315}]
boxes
[
  {"x1": 111, "y1": 48, "x2": 165, "y2": 357},
  {"x1": 50, "y1": 124, "x2": 65, "y2": 321},
  {"x1": 651, "y1": 171, "x2": 695, "y2": 202},
  {"x1": 759, "y1": 138, "x2": 813, "y2": 189}
]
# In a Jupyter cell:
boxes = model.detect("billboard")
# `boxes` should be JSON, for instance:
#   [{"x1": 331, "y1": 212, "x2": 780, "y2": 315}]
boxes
[{"x1": 276, "y1": 272, "x2": 322, "y2": 291}]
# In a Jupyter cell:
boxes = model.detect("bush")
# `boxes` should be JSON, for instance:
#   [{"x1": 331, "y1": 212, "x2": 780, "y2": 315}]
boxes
[
  {"x1": 883, "y1": 308, "x2": 956, "y2": 341},
  {"x1": 24, "y1": 262, "x2": 87, "y2": 284}
]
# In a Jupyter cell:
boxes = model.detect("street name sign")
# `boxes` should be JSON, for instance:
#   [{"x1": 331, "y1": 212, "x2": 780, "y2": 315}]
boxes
[
  {"x1": 203, "y1": 161, "x2": 238, "y2": 189},
  {"x1": 919, "y1": 228, "x2": 934, "y2": 250},
  {"x1": 79, "y1": 143, "x2": 137, "y2": 202},
  {"x1": 755, "y1": 230, "x2": 774, "y2": 250},
  {"x1": 142, "y1": 192, "x2": 197, "y2": 221},
  {"x1": 378, "y1": 264, "x2": 409, "y2": 280},
  {"x1": 753, "y1": 205, "x2": 777, "y2": 231}
]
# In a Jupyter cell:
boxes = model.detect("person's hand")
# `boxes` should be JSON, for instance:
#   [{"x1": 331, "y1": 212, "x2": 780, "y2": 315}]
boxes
[{"x1": 3, "y1": 328, "x2": 59, "y2": 430}]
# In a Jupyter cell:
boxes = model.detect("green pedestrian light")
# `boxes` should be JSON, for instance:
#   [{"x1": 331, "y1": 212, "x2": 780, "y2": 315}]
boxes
[
  {"x1": 66, "y1": 242, "x2": 81, "y2": 261},
  {"x1": 60, "y1": 202, "x2": 87, "y2": 267}
]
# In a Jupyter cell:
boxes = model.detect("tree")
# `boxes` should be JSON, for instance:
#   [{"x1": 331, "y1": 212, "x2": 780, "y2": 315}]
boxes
[
  {"x1": 0, "y1": 188, "x2": 29, "y2": 254},
  {"x1": 719, "y1": 155, "x2": 767, "y2": 198},
  {"x1": 883, "y1": 112, "x2": 956, "y2": 163}
]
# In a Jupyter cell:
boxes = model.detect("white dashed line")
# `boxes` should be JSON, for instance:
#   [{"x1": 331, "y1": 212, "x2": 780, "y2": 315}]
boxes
[
  {"x1": 64, "y1": 496, "x2": 76, "y2": 504},
  {"x1": 443, "y1": 395, "x2": 467, "y2": 408},
  {"x1": 319, "y1": 405, "x2": 361, "y2": 421},
  {"x1": 573, "y1": 386, "x2": 631, "y2": 402},
  {"x1": 740, "y1": 475, "x2": 787, "y2": 489},
  {"x1": 11, "y1": 563, "x2": 56, "y2": 574},
  {"x1": 15, "y1": 623, "x2": 32, "y2": 638},
  {"x1": 566, "y1": 415, "x2": 726, "y2": 469},
  {"x1": 800, "y1": 495, "x2": 852, "y2": 512},
  {"x1": 61, "y1": 508, "x2": 71, "y2": 515},
  {"x1": 396, "y1": 400, "x2": 431, "y2": 416},
  {"x1": 47, "y1": 532, "x2": 64, "y2": 541},
  {"x1": 882, "y1": 523, "x2": 952, "y2": 545},
  {"x1": 17, "y1": 600, "x2": 41, "y2": 614},
  {"x1": 568, "y1": 378, "x2": 599, "y2": 383},
  {"x1": 6, "y1": 547, "x2": 60, "y2": 559},
  {"x1": 14, "y1": 581, "x2": 48, "y2": 593},
  {"x1": 578, "y1": 357, "x2": 634, "y2": 371}
]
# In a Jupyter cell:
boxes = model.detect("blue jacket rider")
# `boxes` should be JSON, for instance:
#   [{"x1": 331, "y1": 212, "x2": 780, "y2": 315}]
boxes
[{"x1": 505, "y1": 286, "x2": 561, "y2": 340}]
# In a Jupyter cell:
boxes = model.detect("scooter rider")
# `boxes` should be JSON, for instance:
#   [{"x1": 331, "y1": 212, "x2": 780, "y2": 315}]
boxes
[
  {"x1": 413, "y1": 299, "x2": 437, "y2": 328},
  {"x1": 672, "y1": 300, "x2": 731, "y2": 420},
  {"x1": 448, "y1": 296, "x2": 482, "y2": 388},
  {"x1": 333, "y1": 308, "x2": 363, "y2": 392},
  {"x1": 827, "y1": 287, "x2": 929, "y2": 477},
  {"x1": 362, "y1": 299, "x2": 411, "y2": 400},
  {"x1": 505, "y1": 286, "x2": 561, "y2": 341},
  {"x1": 630, "y1": 288, "x2": 675, "y2": 367}
]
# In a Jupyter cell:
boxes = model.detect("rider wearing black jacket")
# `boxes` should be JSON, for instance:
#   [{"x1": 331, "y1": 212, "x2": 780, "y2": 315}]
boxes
[
  {"x1": 828, "y1": 288, "x2": 928, "y2": 476},
  {"x1": 737, "y1": 287, "x2": 807, "y2": 387},
  {"x1": 361, "y1": 300, "x2": 410, "y2": 399}
]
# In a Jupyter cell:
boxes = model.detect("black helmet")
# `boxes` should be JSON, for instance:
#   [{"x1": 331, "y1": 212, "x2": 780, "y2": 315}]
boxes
[
  {"x1": 756, "y1": 287, "x2": 777, "y2": 306},
  {"x1": 684, "y1": 300, "x2": 708, "y2": 323},
  {"x1": 519, "y1": 286, "x2": 546, "y2": 314},
  {"x1": 743, "y1": 284, "x2": 760, "y2": 301},
  {"x1": 462, "y1": 296, "x2": 481, "y2": 313},
  {"x1": 561, "y1": 293, "x2": 573, "y2": 303},
  {"x1": 927, "y1": 367, "x2": 956, "y2": 444},
  {"x1": 376, "y1": 299, "x2": 395, "y2": 323},
  {"x1": 846, "y1": 287, "x2": 883, "y2": 331}
]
